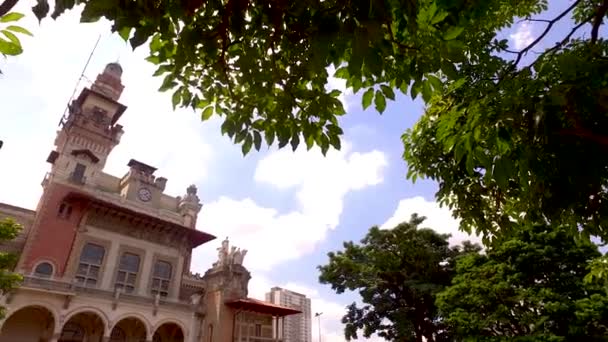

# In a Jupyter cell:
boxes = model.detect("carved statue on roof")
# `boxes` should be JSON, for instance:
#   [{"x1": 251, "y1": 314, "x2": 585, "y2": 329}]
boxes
[
  {"x1": 233, "y1": 248, "x2": 248, "y2": 265},
  {"x1": 184, "y1": 184, "x2": 200, "y2": 202},
  {"x1": 213, "y1": 237, "x2": 248, "y2": 268},
  {"x1": 214, "y1": 237, "x2": 230, "y2": 268}
]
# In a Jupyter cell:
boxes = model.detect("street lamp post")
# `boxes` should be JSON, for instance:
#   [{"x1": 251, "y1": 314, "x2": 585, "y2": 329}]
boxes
[{"x1": 314, "y1": 312, "x2": 323, "y2": 342}]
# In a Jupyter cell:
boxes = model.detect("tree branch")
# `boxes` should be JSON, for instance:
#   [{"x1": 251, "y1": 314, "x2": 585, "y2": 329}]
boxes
[
  {"x1": 386, "y1": 21, "x2": 418, "y2": 52},
  {"x1": 559, "y1": 128, "x2": 608, "y2": 149},
  {"x1": 512, "y1": 0, "x2": 582, "y2": 68},
  {"x1": 591, "y1": 0, "x2": 608, "y2": 43},
  {"x1": 527, "y1": 14, "x2": 592, "y2": 71},
  {"x1": 518, "y1": 18, "x2": 551, "y2": 24},
  {"x1": 0, "y1": 0, "x2": 19, "y2": 17}
]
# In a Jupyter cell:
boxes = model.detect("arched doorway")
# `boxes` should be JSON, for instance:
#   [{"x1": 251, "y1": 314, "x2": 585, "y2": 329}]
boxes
[
  {"x1": 152, "y1": 323, "x2": 184, "y2": 342},
  {"x1": 59, "y1": 311, "x2": 105, "y2": 342},
  {"x1": 109, "y1": 317, "x2": 147, "y2": 342},
  {"x1": 0, "y1": 305, "x2": 55, "y2": 342}
]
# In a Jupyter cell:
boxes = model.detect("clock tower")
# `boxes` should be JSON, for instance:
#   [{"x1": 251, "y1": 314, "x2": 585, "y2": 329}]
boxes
[
  {"x1": 118, "y1": 158, "x2": 168, "y2": 207},
  {"x1": 46, "y1": 62, "x2": 127, "y2": 186}
]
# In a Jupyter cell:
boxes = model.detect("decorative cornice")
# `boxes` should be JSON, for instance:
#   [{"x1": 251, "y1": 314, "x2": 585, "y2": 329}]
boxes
[{"x1": 86, "y1": 206, "x2": 190, "y2": 250}]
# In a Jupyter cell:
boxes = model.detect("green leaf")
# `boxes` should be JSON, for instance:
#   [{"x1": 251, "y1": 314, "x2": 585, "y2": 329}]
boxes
[
  {"x1": 362, "y1": 88, "x2": 374, "y2": 109},
  {"x1": 399, "y1": 81, "x2": 409, "y2": 95},
  {"x1": 221, "y1": 119, "x2": 235, "y2": 136},
  {"x1": 380, "y1": 85, "x2": 395, "y2": 100},
  {"x1": 329, "y1": 89, "x2": 341, "y2": 98},
  {"x1": 443, "y1": 26, "x2": 464, "y2": 41},
  {"x1": 265, "y1": 129, "x2": 275, "y2": 146},
  {"x1": 118, "y1": 27, "x2": 132, "y2": 41},
  {"x1": 130, "y1": 28, "x2": 149, "y2": 49},
  {"x1": 159, "y1": 75, "x2": 177, "y2": 92},
  {"x1": 242, "y1": 134, "x2": 253, "y2": 155},
  {"x1": 0, "y1": 13, "x2": 25, "y2": 23},
  {"x1": 253, "y1": 131, "x2": 262, "y2": 151},
  {"x1": 441, "y1": 60, "x2": 458, "y2": 80},
  {"x1": 0, "y1": 39, "x2": 22, "y2": 56},
  {"x1": 1, "y1": 30, "x2": 19, "y2": 45},
  {"x1": 290, "y1": 133, "x2": 300, "y2": 151},
  {"x1": 305, "y1": 134, "x2": 315, "y2": 150},
  {"x1": 374, "y1": 90, "x2": 387, "y2": 113},
  {"x1": 153, "y1": 64, "x2": 171, "y2": 77},
  {"x1": 146, "y1": 55, "x2": 160, "y2": 64},
  {"x1": 329, "y1": 134, "x2": 341, "y2": 150},
  {"x1": 431, "y1": 11, "x2": 449, "y2": 25},
  {"x1": 492, "y1": 157, "x2": 510, "y2": 188},
  {"x1": 6, "y1": 25, "x2": 32, "y2": 36},
  {"x1": 334, "y1": 66, "x2": 349, "y2": 79},
  {"x1": 171, "y1": 90, "x2": 181, "y2": 110},
  {"x1": 427, "y1": 75, "x2": 443, "y2": 92},
  {"x1": 411, "y1": 80, "x2": 421, "y2": 100},
  {"x1": 201, "y1": 106, "x2": 214, "y2": 121},
  {"x1": 421, "y1": 81, "x2": 433, "y2": 102}
]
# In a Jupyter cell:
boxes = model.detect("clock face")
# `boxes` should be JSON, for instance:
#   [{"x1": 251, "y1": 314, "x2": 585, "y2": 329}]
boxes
[{"x1": 137, "y1": 187, "x2": 152, "y2": 202}]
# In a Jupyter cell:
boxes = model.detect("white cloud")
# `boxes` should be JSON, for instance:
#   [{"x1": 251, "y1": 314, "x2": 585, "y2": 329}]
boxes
[
  {"x1": 191, "y1": 143, "x2": 388, "y2": 272},
  {"x1": 381, "y1": 196, "x2": 480, "y2": 246},
  {"x1": 509, "y1": 22, "x2": 535, "y2": 50},
  {"x1": 0, "y1": 5, "x2": 221, "y2": 207}
]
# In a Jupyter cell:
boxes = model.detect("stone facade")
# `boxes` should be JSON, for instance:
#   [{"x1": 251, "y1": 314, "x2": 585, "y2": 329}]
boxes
[{"x1": 0, "y1": 63, "x2": 299, "y2": 342}]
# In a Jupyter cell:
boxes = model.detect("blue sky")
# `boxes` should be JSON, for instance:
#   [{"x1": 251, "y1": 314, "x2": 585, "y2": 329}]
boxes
[{"x1": 0, "y1": 1, "x2": 586, "y2": 341}]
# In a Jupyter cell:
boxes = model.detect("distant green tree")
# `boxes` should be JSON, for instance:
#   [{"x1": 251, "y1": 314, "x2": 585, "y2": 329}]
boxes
[
  {"x1": 318, "y1": 214, "x2": 480, "y2": 342},
  {"x1": 436, "y1": 223, "x2": 608, "y2": 341},
  {"x1": 0, "y1": 218, "x2": 22, "y2": 319}
]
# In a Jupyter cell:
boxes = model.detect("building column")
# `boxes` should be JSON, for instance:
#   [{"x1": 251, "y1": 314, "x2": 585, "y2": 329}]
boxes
[
  {"x1": 171, "y1": 255, "x2": 185, "y2": 300},
  {"x1": 49, "y1": 331, "x2": 61, "y2": 342},
  {"x1": 100, "y1": 241, "x2": 120, "y2": 290},
  {"x1": 189, "y1": 313, "x2": 198, "y2": 342},
  {"x1": 138, "y1": 251, "x2": 154, "y2": 296},
  {"x1": 274, "y1": 316, "x2": 279, "y2": 342}
]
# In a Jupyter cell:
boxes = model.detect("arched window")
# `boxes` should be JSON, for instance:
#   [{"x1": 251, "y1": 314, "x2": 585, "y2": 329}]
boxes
[
  {"x1": 115, "y1": 252, "x2": 140, "y2": 294},
  {"x1": 75, "y1": 243, "x2": 105, "y2": 287},
  {"x1": 58, "y1": 202, "x2": 73, "y2": 219},
  {"x1": 34, "y1": 262, "x2": 53, "y2": 278},
  {"x1": 208, "y1": 324, "x2": 213, "y2": 342},
  {"x1": 59, "y1": 322, "x2": 84, "y2": 342},
  {"x1": 151, "y1": 260, "x2": 172, "y2": 297},
  {"x1": 109, "y1": 326, "x2": 126, "y2": 342}
]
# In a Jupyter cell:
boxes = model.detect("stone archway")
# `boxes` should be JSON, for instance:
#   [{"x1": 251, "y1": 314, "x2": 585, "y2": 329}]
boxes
[
  {"x1": 59, "y1": 311, "x2": 105, "y2": 342},
  {"x1": 0, "y1": 305, "x2": 55, "y2": 342},
  {"x1": 109, "y1": 317, "x2": 147, "y2": 342},
  {"x1": 152, "y1": 323, "x2": 184, "y2": 342}
]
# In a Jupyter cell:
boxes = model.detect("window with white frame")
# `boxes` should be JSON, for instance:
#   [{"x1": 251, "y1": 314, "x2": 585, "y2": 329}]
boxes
[
  {"x1": 75, "y1": 243, "x2": 105, "y2": 287},
  {"x1": 115, "y1": 252, "x2": 140, "y2": 294},
  {"x1": 151, "y1": 260, "x2": 172, "y2": 297}
]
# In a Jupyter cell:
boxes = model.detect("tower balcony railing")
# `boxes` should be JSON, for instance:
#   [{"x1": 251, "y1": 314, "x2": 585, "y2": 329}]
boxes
[{"x1": 19, "y1": 275, "x2": 192, "y2": 311}]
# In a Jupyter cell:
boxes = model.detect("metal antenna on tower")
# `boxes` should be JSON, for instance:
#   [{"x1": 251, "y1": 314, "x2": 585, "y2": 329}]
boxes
[{"x1": 58, "y1": 34, "x2": 102, "y2": 127}]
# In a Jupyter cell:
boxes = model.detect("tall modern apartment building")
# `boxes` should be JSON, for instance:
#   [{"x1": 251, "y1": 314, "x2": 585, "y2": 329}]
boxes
[{"x1": 266, "y1": 287, "x2": 312, "y2": 342}]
